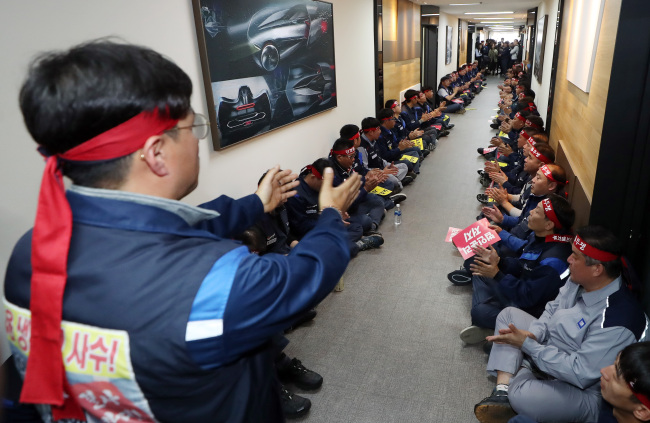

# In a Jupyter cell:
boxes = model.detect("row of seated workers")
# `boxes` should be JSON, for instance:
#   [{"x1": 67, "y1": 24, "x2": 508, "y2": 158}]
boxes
[
  {"x1": 440, "y1": 63, "x2": 649, "y2": 423},
  {"x1": 5, "y1": 40, "x2": 650, "y2": 423},
  {"x1": 226, "y1": 62, "x2": 487, "y2": 419}
]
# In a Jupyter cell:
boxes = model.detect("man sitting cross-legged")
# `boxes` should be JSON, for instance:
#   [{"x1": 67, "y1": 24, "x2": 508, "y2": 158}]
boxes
[
  {"x1": 460, "y1": 194, "x2": 575, "y2": 344},
  {"x1": 474, "y1": 226, "x2": 648, "y2": 423},
  {"x1": 285, "y1": 158, "x2": 384, "y2": 257}
]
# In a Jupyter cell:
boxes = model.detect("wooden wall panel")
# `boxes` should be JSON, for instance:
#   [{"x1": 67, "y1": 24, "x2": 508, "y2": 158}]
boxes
[
  {"x1": 548, "y1": 0, "x2": 622, "y2": 202},
  {"x1": 384, "y1": 59, "x2": 421, "y2": 103},
  {"x1": 557, "y1": 140, "x2": 591, "y2": 230},
  {"x1": 458, "y1": 20, "x2": 468, "y2": 66},
  {"x1": 382, "y1": 0, "x2": 421, "y2": 103}
]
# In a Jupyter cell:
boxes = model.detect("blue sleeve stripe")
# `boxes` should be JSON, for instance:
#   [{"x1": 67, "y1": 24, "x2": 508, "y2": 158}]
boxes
[
  {"x1": 539, "y1": 257, "x2": 568, "y2": 275},
  {"x1": 189, "y1": 246, "x2": 249, "y2": 324}
]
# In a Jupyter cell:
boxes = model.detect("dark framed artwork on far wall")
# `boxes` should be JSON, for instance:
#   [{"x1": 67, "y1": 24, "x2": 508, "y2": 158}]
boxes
[
  {"x1": 445, "y1": 26, "x2": 453, "y2": 65},
  {"x1": 192, "y1": 0, "x2": 337, "y2": 150},
  {"x1": 533, "y1": 15, "x2": 548, "y2": 83}
]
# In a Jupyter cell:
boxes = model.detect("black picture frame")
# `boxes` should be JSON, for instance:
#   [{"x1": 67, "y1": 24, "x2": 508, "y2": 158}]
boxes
[
  {"x1": 534, "y1": 15, "x2": 548, "y2": 83},
  {"x1": 192, "y1": 0, "x2": 337, "y2": 150},
  {"x1": 445, "y1": 26, "x2": 453, "y2": 65}
]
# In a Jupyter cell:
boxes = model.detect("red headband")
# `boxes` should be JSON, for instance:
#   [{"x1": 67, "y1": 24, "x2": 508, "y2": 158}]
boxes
[
  {"x1": 541, "y1": 198, "x2": 563, "y2": 229},
  {"x1": 331, "y1": 147, "x2": 355, "y2": 156},
  {"x1": 526, "y1": 119, "x2": 542, "y2": 130},
  {"x1": 629, "y1": 381, "x2": 650, "y2": 409},
  {"x1": 526, "y1": 103, "x2": 537, "y2": 111},
  {"x1": 520, "y1": 130, "x2": 531, "y2": 140},
  {"x1": 573, "y1": 235, "x2": 619, "y2": 262},
  {"x1": 408, "y1": 94, "x2": 419, "y2": 101},
  {"x1": 306, "y1": 165, "x2": 323, "y2": 180},
  {"x1": 390, "y1": 101, "x2": 398, "y2": 109},
  {"x1": 527, "y1": 137, "x2": 537, "y2": 147},
  {"x1": 540, "y1": 164, "x2": 567, "y2": 185},
  {"x1": 22, "y1": 108, "x2": 178, "y2": 418},
  {"x1": 381, "y1": 116, "x2": 393, "y2": 122},
  {"x1": 515, "y1": 112, "x2": 526, "y2": 122},
  {"x1": 362, "y1": 126, "x2": 380, "y2": 132},
  {"x1": 349, "y1": 133, "x2": 360, "y2": 141},
  {"x1": 530, "y1": 145, "x2": 552, "y2": 164}
]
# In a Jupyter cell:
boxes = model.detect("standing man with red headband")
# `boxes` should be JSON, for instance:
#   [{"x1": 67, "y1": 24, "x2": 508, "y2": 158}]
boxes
[
  {"x1": 474, "y1": 226, "x2": 648, "y2": 423},
  {"x1": 4, "y1": 41, "x2": 362, "y2": 422}
]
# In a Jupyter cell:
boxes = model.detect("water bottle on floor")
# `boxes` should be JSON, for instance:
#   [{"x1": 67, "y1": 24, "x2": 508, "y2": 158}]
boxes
[{"x1": 394, "y1": 204, "x2": 402, "y2": 225}]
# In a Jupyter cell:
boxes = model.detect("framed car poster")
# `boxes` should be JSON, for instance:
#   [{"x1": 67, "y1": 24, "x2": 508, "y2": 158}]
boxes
[{"x1": 192, "y1": 0, "x2": 337, "y2": 150}]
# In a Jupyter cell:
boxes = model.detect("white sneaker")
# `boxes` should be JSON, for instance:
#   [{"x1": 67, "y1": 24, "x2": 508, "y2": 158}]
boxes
[{"x1": 460, "y1": 326, "x2": 494, "y2": 344}]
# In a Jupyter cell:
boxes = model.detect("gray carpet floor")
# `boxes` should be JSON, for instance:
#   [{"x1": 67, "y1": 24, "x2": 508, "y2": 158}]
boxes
[{"x1": 284, "y1": 77, "x2": 502, "y2": 422}]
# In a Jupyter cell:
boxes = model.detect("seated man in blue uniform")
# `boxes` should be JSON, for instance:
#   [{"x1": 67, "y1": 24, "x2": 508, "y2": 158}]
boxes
[
  {"x1": 3, "y1": 40, "x2": 362, "y2": 423},
  {"x1": 285, "y1": 158, "x2": 384, "y2": 257},
  {"x1": 474, "y1": 226, "x2": 648, "y2": 423},
  {"x1": 377, "y1": 108, "x2": 423, "y2": 173},
  {"x1": 460, "y1": 194, "x2": 575, "y2": 342}
]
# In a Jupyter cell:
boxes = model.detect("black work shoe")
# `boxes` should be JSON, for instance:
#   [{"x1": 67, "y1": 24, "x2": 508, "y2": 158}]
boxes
[
  {"x1": 477, "y1": 169, "x2": 488, "y2": 176},
  {"x1": 447, "y1": 269, "x2": 472, "y2": 286},
  {"x1": 480, "y1": 175, "x2": 492, "y2": 188},
  {"x1": 278, "y1": 358, "x2": 324, "y2": 391},
  {"x1": 474, "y1": 389, "x2": 515, "y2": 423},
  {"x1": 477, "y1": 147, "x2": 485, "y2": 155},
  {"x1": 483, "y1": 341, "x2": 493, "y2": 355},
  {"x1": 422, "y1": 149, "x2": 431, "y2": 158},
  {"x1": 439, "y1": 130, "x2": 451, "y2": 137},
  {"x1": 477, "y1": 193, "x2": 491, "y2": 204},
  {"x1": 284, "y1": 309, "x2": 317, "y2": 333},
  {"x1": 402, "y1": 175, "x2": 414, "y2": 186},
  {"x1": 490, "y1": 123, "x2": 500, "y2": 129},
  {"x1": 357, "y1": 234, "x2": 384, "y2": 251},
  {"x1": 446, "y1": 123, "x2": 455, "y2": 129},
  {"x1": 406, "y1": 171, "x2": 418, "y2": 180},
  {"x1": 389, "y1": 193, "x2": 407, "y2": 204},
  {"x1": 280, "y1": 385, "x2": 311, "y2": 419}
]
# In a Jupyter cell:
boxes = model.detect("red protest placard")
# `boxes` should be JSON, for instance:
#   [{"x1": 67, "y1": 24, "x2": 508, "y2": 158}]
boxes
[
  {"x1": 445, "y1": 227, "x2": 462, "y2": 243},
  {"x1": 451, "y1": 220, "x2": 500, "y2": 259}
]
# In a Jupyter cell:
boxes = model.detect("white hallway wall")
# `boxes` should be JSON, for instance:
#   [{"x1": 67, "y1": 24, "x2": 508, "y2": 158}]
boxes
[
  {"x1": 0, "y1": 0, "x2": 376, "y2": 271},
  {"x1": 531, "y1": 0, "x2": 561, "y2": 123}
]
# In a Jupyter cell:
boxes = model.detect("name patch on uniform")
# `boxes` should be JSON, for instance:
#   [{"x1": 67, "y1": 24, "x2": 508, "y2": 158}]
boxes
[{"x1": 577, "y1": 318, "x2": 586, "y2": 329}]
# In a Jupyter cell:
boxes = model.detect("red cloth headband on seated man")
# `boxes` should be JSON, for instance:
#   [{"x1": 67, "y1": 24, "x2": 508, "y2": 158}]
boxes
[
  {"x1": 629, "y1": 381, "x2": 650, "y2": 409},
  {"x1": 362, "y1": 126, "x2": 380, "y2": 133},
  {"x1": 530, "y1": 145, "x2": 552, "y2": 164},
  {"x1": 331, "y1": 147, "x2": 355, "y2": 156},
  {"x1": 22, "y1": 107, "x2": 178, "y2": 419},
  {"x1": 520, "y1": 130, "x2": 530, "y2": 140},
  {"x1": 515, "y1": 113, "x2": 526, "y2": 122},
  {"x1": 349, "y1": 133, "x2": 360, "y2": 141},
  {"x1": 541, "y1": 198, "x2": 563, "y2": 229},
  {"x1": 573, "y1": 235, "x2": 620, "y2": 262},
  {"x1": 540, "y1": 164, "x2": 567, "y2": 185},
  {"x1": 526, "y1": 119, "x2": 542, "y2": 130},
  {"x1": 306, "y1": 165, "x2": 323, "y2": 180}
]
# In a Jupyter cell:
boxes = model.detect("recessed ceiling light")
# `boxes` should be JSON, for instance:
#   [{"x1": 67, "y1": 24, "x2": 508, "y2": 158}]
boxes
[
  {"x1": 465, "y1": 11, "x2": 514, "y2": 15},
  {"x1": 449, "y1": 2, "x2": 481, "y2": 5},
  {"x1": 479, "y1": 21, "x2": 514, "y2": 24},
  {"x1": 475, "y1": 17, "x2": 514, "y2": 20},
  {"x1": 422, "y1": 13, "x2": 439, "y2": 16}
]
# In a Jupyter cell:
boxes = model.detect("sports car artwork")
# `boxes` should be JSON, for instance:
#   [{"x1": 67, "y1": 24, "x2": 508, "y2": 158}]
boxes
[{"x1": 193, "y1": 0, "x2": 337, "y2": 149}]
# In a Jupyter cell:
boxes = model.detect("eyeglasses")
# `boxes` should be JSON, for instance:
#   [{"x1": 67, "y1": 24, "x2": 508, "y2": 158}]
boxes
[{"x1": 166, "y1": 113, "x2": 210, "y2": 139}]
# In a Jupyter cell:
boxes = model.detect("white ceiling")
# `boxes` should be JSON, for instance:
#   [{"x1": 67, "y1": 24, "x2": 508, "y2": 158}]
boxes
[{"x1": 412, "y1": 0, "x2": 540, "y2": 28}]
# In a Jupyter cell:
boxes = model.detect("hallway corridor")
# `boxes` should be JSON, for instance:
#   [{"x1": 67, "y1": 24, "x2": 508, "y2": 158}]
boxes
[{"x1": 284, "y1": 77, "x2": 503, "y2": 422}]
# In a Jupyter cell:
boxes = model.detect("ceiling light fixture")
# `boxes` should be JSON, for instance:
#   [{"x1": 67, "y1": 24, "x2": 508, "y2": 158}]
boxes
[
  {"x1": 474, "y1": 17, "x2": 514, "y2": 20},
  {"x1": 479, "y1": 21, "x2": 514, "y2": 24},
  {"x1": 465, "y1": 11, "x2": 514, "y2": 15},
  {"x1": 449, "y1": 2, "x2": 481, "y2": 5},
  {"x1": 422, "y1": 13, "x2": 439, "y2": 16}
]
